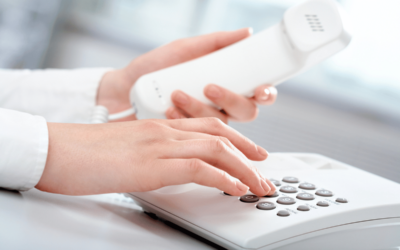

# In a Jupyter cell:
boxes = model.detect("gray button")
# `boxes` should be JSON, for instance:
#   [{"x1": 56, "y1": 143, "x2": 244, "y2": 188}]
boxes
[
  {"x1": 257, "y1": 202, "x2": 276, "y2": 210},
  {"x1": 240, "y1": 195, "x2": 259, "y2": 203},
  {"x1": 336, "y1": 198, "x2": 348, "y2": 203},
  {"x1": 299, "y1": 182, "x2": 316, "y2": 190},
  {"x1": 264, "y1": 191, "x2": 279, "y2": 198},
  {"x1": 316, "y1": 189, "x2": 333, "y2": 197},
  {"x1": 296, "y1": 193, "x2": 315, "y2": 200},
  {"x1": 277, "y1": 210, "x2": 290, "y2": 217},
  {"x1": 317, "y1": 201, "x2": 329, "y2": 207},
  {"x1": 297, "y1": 205, "x2": 310, "y2": 211},
  {"x1": 277, "y1": 197, "x2": 296, "y2": 205},
  {"x1": 270, "y1": 179, "x2": 282, "y2": 187},
  {"x1": 282, "y1": 176, "x2": 299, "y2": 183},
  {"x1": 223, "y1": 192, "x2": 231, "y2": 196},
  {"x1": 280, "y1": 186, "x2": 298, "y2": 193}
]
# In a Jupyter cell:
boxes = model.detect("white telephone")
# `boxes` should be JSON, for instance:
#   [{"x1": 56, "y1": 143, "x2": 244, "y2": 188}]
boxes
[
  {"x1": 125, "y1": 153, "x2": 400, "y2": 250},
  {"x1": 129, "y1": 0, "x2": 352, "y2": 119}
]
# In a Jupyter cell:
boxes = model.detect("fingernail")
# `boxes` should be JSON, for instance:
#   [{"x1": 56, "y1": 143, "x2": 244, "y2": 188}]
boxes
[
  {"x1": 174, "y1": 91, "x2": 189, "y2": 105},
  {"x1": 257, "y1": 145, "x2": 269, "y2": 157},
  {"x1": 205, "y1": 85, "x2": 222, "y2": 98},
  {"x1": 236, "y1": 181, "x2": 249, "y2": 193},
  {"x1": 261, "y1": 88, "x2": 270, "y2": 101},
  {"x1": 248, "y1": 27, "x2": 253, "y2": 35},
  {"x1": 261, "y1": 179, "x2": 271, "y2": 194}
]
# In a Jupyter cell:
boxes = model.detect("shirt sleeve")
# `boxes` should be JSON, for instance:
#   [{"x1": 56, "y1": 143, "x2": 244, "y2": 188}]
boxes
[
  {"x1": 0, "y1": 108, "x2": 48, "y2": 191},
  {"x1": 0, "y1": 68, "x2": 112, "y2": 123}
]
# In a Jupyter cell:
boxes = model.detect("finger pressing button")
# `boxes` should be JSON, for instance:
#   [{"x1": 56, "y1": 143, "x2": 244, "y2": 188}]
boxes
[
  {"x1": 280, "y1": 185, "x2": 298, "y2": 193},
  {"x1": 296, "y1": 193, "x2": 315, "y2": 200},
  {"x1": 257, "y1": 202, "x2": 276, "y2": 210},
  {"x1": 282, "y1": 176, "x2": 299, "y2": 183},
  {"x1": 240, "y1": 195, "x2": 259, "y2": 203},
  {"x1": 277, "y1": 210, "x2": 290, "y2": 217},
  {"x1": 299, "y1": 182, "x2": 316, "y2": 190},
  {"x1": 316, "y1": 189, "x2": 334, "y2": 197},
  {"x1": 277, "y1": 197, "x2": 296, "y2": 205}
]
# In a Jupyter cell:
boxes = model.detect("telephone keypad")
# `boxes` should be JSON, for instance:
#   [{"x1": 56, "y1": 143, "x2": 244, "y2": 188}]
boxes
[
  {"x1": 240, "y1": 195, "x2": 259, "y2": 203},
  {"x1": 277, "y1": 197, "x2": 296, "y2": 205},
  {"x1": 257, "y1": 202, "x2": 276, "y2": 210},
  {"x1": 280, "y1": 186, "x2": 298, "y2": 193},
  {"x1": 316, "y1": 189, "x2": 334, "y2": 197},
  {"x1": 299, "y1": 182, "x2": 316, "y2": 190},
  {"x1": 282, "y1": 176, "x2": 299, "y2": 183},
  {"x1": 296, "y1": 193, "x2": 315, "y2": 200}
]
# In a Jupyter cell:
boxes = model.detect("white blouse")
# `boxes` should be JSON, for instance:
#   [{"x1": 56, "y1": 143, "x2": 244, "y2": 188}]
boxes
[{"x1": 0, "y1": 68, "x2": 110, "y2": 191}]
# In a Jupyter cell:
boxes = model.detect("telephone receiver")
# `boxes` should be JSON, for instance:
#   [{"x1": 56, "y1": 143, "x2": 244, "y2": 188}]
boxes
[{"x1": 129, "y1": 0, "x2": 352, "y2": 120}]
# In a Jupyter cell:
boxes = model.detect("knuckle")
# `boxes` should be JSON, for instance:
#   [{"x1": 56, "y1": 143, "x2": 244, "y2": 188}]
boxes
[{"x1": 210, "y1": 137, "x2": 227, "y2": 154}]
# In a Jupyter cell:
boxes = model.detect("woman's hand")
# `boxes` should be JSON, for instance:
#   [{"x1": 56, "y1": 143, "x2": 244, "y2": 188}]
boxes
[
  {"x1": 97, "y1": 28, "x2": 277, "y2": 122},
  {"x1": 36, "y1": 118, "x2": 276, "y2": 196}
]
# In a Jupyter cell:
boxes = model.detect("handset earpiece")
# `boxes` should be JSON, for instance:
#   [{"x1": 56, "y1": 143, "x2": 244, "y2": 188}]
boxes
[{"x1": 130, "y1": 0, "x2": 352, "y2": 120}]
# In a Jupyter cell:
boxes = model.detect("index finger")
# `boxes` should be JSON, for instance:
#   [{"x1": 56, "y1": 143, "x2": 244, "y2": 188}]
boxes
[{"x1": 160, "y1": 117, "x2": 268, "y2": 161}]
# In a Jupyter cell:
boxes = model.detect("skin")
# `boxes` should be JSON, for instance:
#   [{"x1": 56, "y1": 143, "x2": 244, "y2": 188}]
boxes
[
  {"x1": 36, "y1": 118, "x2": 276, "y2": 197},
  {"x1": 96, "y1": 28, "x2": 278, "y2": 123},
  {"x1": 35, "y1": 28, "x2": 279, "y2": 196}
]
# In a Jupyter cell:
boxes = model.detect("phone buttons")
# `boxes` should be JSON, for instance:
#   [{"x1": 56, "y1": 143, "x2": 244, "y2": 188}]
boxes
[
  {"x1": 336, "y1": 198, "x2": 348, "y2": 203},
  {"x1": 280, "y1": 186, "x2": 298, "y2": 193},
  {"x1": 277, "y1": 210, "x2": 290, "y2": 217},
  {"x1": 257, "y1": 202, "x2": 276, "y2": 210},
  {"x1": 277, "y1": 197, "x2": 296, "y2": 205},
  {"x1": 299, "y1": 182, "x2": 316, "y2": 190},
  {"x1": 296, "y1": 193, "x2": 315, "y2": 200},
  {"x1": 264, "y1": 191, "x2": 279, "y2": 198},
  {"x1": 317, "y1": 201, "x2": 330, "y2": 207},
  {"x1": 240, "y1": 195, "x2": 259, "y2": 203},
  {"x1": 297, "y1": 205, "x2": 310, "y2": 211},
  {"x1": 282, "y1": 176, "x2": 299, "y2": 183},
  {"x1": 316, "y1": 189, "x2": 334, "y2": 197}
]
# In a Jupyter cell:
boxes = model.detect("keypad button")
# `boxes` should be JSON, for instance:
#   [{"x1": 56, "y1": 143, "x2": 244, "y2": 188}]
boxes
[
  {"x1": 280, "y1": 185, "x2": 298, "y2": 193},
  {"x1": 317, "y1": 201, "x2": 329, "y2": 207},
  {"x1": 264, "y1": 191, "x2": 279, "y2": 198},
  {"x1": 223, "y1": 192, "x2": 231, "y2": 196},
  {"x1": 257, "y1": 202, "x2": 276, "y2": 210},
  {"x1": 270, "y1": 179, "x2": 281, "y2": 187},
  {"x1": 277, "y1": 210, "x2": 290, "y2": 217},
  {"x1": 282, "y1": 176, "x2": 299, "y2": 183},
  {"x1": 297, "y1": 205, "x2": 310, "y2": 211},
  {"x1": 296, "y1": 193, "x2": 315, "y2": 200},
  {"x1": 299, "y1": 182, "x2": 316, "y2": 190},
  {"x1": 316, "y1": 189, "x2": 334, "y2": 197},
  {"x1": 277, "y1": 197, "x2": 296, "y2": 205},
  {"x1": 336, "y1": 198, "x2": 348, "y2": 203},
  {"x1": 240, "y1": 195, "x2": 259, "y2": 203}
]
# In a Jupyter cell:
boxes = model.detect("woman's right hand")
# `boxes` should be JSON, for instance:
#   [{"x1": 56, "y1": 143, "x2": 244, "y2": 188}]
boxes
[{"x1": 36, "y1": 118, "x2": 276, "y2": 197}]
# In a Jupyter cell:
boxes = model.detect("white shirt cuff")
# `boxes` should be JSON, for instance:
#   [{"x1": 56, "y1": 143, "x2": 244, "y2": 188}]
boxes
[{"x1": 0, "y1": 108, "x2": 48, "y2": 191}]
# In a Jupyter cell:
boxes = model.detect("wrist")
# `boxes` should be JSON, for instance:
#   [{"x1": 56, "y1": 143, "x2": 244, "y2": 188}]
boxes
[{"x1": 96, "y1": 69, "x2": 133, "y2": 115}]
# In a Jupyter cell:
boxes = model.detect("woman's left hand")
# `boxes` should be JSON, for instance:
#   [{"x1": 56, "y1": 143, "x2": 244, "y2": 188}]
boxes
[{"x1": 97, "y1": 28, "x2": 278, "y2": 122}]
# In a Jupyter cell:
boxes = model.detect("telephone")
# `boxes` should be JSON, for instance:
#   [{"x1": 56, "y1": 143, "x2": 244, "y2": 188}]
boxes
[
  {"x1": 129, "y1": 0, "x2": 352, "y2": 119},
  {"x1": 125, "y1": 153, "x2": 400, "y2": 250}
]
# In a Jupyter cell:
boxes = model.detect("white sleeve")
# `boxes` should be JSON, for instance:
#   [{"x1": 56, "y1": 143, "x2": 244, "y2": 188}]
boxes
[
  {"x1": 0, "y1": 68, "x2": 112, "y2": 123},
  {"x1": 0, "y1": 108, "x2": 48, "y2": 191}
]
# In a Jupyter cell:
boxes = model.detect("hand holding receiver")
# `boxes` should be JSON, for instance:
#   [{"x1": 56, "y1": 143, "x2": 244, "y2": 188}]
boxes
[
  {"x1": 36, "y1": 118, "x2": 276, "y2": 196},
  {"x1": 130, "y1": 0, "x2": 352, "y2": 119}
]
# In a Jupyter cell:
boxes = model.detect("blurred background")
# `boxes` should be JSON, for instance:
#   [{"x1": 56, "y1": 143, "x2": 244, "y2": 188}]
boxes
[{"x1": 0, "y1": 0, "x2": 399, "y2": 183}]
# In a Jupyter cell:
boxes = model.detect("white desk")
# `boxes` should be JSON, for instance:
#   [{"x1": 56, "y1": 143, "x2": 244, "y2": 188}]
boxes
[{"x1": 0, "y1": 188, "x2": 216, "y2": 250}]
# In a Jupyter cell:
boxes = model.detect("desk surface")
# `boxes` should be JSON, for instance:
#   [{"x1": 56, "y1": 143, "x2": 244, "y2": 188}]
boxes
[{"x1": 0, "y1": 188, "x2": 215, "y2": 250}]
